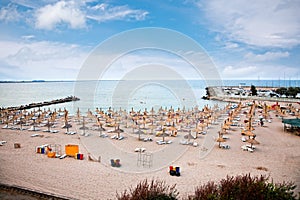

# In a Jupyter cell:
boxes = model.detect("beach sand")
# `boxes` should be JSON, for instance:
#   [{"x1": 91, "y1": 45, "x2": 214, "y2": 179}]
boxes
[{"x1": 0, "y1": 102, "x2": 300, "y2": 199}]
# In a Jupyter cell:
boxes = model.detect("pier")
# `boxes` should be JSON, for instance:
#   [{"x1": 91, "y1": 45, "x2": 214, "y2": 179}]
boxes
[{"x1": 1, "y1": 96, "x2": 80, "y2": 111}]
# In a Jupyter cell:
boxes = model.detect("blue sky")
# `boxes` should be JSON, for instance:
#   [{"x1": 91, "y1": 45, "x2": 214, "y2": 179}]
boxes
[{"x1": 0, "y1": 0, "x2": 299, "y2": 81}]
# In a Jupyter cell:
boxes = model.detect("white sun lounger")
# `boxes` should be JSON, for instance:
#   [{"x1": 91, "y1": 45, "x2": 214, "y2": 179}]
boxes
[
  {"x1": 180, "y1": 140, "x2": 188, "y2": 145},
  {"x1": 241, "y1": 145, "x2": 248, "y2": 151},
  {"x1": 0, "y1": 141, "x2": 7, "y2": 146},
  {"x1": 59, "y1": 154, "x2": 67, "y2": 159},
  {"x1": 99, "y1": 134, "x2": 108, "y2": 138},
  {"x1": 134, "y1": 147, "x2": 146, "y2": 152},
  {"x1": 2, "y1": 125, "x2": 9, "y2": 129},
  {"x1": 156, "y1": 140, "x2": 166, "y2": 145}
]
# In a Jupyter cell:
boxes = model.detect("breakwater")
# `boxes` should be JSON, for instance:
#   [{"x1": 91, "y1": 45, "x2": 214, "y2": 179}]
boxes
[{"x1": 1, "y1": 96, "x2": 80, "y2": 111}]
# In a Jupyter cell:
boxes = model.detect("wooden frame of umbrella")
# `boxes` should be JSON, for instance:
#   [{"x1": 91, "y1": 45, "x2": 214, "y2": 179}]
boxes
[
  {"x1": 216, "y1": 132, "x2": 226, "y2": 148},
  {"x1": 246, "y1": 136, "x2": 260, "y2": 149},
  {"x1": 109, "y1": 124, "x2": 124, "y2": 139},
  {"x1": 96, "y1": 117, "x2": 106, "y2": 136},
  {"x1": 184, "y1": 130, "x2": 196, "y2": 144}
]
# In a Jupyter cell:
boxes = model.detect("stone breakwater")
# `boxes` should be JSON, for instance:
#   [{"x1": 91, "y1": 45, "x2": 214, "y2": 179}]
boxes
[{"x1": 0, "y1": 96, "x2": 80, "y2": 111}]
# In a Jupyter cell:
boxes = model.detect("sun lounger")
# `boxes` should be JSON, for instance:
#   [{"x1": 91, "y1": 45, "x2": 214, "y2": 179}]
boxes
[
  {"x1": 143, "y1": 137, "x2": 153, "y2": 142},
  {"x1": 222, "y1": 135, "x2": 229, "y2": 139},
  {"x1": 2, "y1": 125, "x2": 9, "y2": 129},
  {"x1": 221, "y1": 144, "x2": 230, "y2": 149},
  {"x1": 28, "y1": 126, "x2": 40, "y2": 131},
  {"x1": 59, "y1": 154, "x2": 67, "y2": 159},
  {"x1": 118, "y1": 136, "x2": 124, "y2": 140},
  {"x1": 246, "y1": 144, "x2": 256, "y2": 149},
  {"x1": 31, "y1": 133, "x2": 40, "y2": 137},
  {"x1": 180, "y1": 140, "x2": 188, "y2": 145},
  {"x1": 156, "y1": 140, "x2": 166, "y2": 145},
  {"x1": 241, "y1": 137, "x2": 247, "y2": 142},
  {"x1": 135, "y1": 147, "x2": 146, "y2": 152},
  {"x1": 241, "y1": 145, "x2": 248, "y2": 151},
  {"x1": 193, "y1": 142, "x2": 198, "y2": 147},
  {"x1": 247, "y1": 148, "x2": 254, "y2": 152},
  {"x1": 51, "y1": 130, "x2": 59, "y2": 133},
  {"x1": 167, "y1": 140, "x2": 172, "y2": 144},
  {"x1": 0, "y1": 141, "x2": 7, "y2": 146},
  {"x1": 111, "y1": 135, "x2": 117, "y2": 139},
  {"x1": 99, "y1": 134, "x2": 108, "y2": 138}
]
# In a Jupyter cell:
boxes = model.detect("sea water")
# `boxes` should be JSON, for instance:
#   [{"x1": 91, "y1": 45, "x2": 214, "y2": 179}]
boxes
[{"x1": 0, "y1": 80, "x2": 298, "y2": 115}]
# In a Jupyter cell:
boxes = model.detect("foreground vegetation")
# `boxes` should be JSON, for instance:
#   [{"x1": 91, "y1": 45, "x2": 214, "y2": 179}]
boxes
[{"x1": 117, "y1": 174, "x2": 298, "y2": 200}]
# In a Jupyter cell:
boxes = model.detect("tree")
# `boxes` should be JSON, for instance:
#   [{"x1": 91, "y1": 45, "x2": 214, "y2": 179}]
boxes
[
  {"x1": 276, "y1": 87, "x2": 288, "y2": 96},
  {"x1": 287, "y1": 87, "x2": 300, "y2": 98},
  {"x1": 250, "y1": 85, "x2": 257, "y2": 96}
]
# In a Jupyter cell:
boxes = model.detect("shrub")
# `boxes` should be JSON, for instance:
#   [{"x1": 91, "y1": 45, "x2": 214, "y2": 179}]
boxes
[
  {"x1": 188, "y1": 174, "x2": 297, "y2": 200},
  {"x1": 116, "y1": 179, "x2": 178, "y2": 200},
  {"x1": 117, "y1": 175, "x2": 297, "y2": 200}
]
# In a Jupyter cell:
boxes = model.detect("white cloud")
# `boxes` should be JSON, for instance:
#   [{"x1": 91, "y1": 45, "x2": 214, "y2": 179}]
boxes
[
  {"x1": 35, "y1": 1, "x2": 86, "y2": 30},
  {"x1": 0, "y1": 39, "x2": 90, "y2": 80},
  {"x1": 200, "y1": 0, "x2": 300, "y2": 48},
  {"x1": 21, "y1": 35, "x2": 35, "y2": 40},
  {"x1": 222, "y1": 65, "x2": 258, "y2": 79},
  {"x1": 220, "y1": 63, "x2": 300, "y2": 80},
  {"x1": 245, "y1": 51, "x2": 290, "y2": 62},
  {"x1": 4, "y1": 1, "x2": 149, "y2": 30},
  {"x1": 0, "y1": 3, "x2": 21, "y2": 22},
  {"x1": 87, "y1": 3, "x2": 148, "y2": 22}
]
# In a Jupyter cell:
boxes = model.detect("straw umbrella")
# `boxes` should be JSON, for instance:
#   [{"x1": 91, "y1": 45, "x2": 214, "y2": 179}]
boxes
[
  {"x1": 216, "y1": 137, "x2": 226, "y2": 148},
  {"x1": 247, "y1": 136, "x2": 260, "y2": 148},
  {"x1": 184, "y1": 130, "x2": 196, "y2": 143},
  {"x1": 110, "y1": 124, "x2": 124, "y2": 138},
  {"x1": 216, "y1": 131, "x2": 226, "y2": 148}
]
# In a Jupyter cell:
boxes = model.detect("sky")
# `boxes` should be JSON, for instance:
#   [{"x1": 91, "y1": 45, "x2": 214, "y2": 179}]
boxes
[{"x1": 0, "y1": 0, "x2": 299, "y2": 81}]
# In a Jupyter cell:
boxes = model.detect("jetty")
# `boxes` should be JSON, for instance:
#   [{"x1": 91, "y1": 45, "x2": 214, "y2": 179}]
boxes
[{"x1": 0, "y1": 96, "x2": 80, "y2": 111}]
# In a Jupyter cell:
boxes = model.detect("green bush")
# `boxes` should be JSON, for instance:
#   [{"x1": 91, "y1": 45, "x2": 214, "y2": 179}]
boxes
[
  {"x1": 188, "y1": 174, "x2": 297, "y2": 200},
  {"x1": 116, "y1": 179, "x2": 178, "y2": 200},
  {"x1": 117, "y1": 175, "x2": 297, "y2": 200}
]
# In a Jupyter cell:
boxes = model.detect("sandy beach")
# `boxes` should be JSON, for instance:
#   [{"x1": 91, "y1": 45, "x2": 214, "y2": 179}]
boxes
[{"x1": 1, "y1": 101, "x2": 300, "y2": 199}]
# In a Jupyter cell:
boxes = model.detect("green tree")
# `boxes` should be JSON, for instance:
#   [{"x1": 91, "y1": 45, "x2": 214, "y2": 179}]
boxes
[
  {"x1": 276, "y1": 87, "x2": 288, "y2": 96},
  {"x1": 287, "y1": 87, "x2": 300, "y2": 97},
  {"x1": 250, "y1": 85, "x2": 257, "y2": 96}
]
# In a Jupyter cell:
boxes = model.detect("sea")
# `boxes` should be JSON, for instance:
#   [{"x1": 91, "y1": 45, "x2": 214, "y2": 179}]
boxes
[{"x1": 0, "y1": 79, "x2": 299, "y2": 115}]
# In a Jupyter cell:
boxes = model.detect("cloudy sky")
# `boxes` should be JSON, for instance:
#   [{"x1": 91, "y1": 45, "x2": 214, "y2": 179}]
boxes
[{"x1": 0, "y1": 0, "x2": 299, "y2": 81}]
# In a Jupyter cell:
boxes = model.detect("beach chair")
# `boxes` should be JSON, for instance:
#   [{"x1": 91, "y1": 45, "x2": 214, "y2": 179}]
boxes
[
  {"x1": 241, "y1": 145, "x2": 248, "y2": 151},
  {"x1": 118, "y1": 136, "x2": 124, "y2": 140},
  {"x1": 59, "y1": 154, "x2": 67, "y2": 159},
  {"x1": 0, "y1": 141, "x2": 7, "y2": 146},
  {"x1": 111, "y1": 135, "x2": 117, "y2": 139},
  {"x1": 180, "y1": 140, "x2": 188, "y2": 145},
  {"x1": 247, "y1": 148, "x2": 254, "y2": 153}
]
